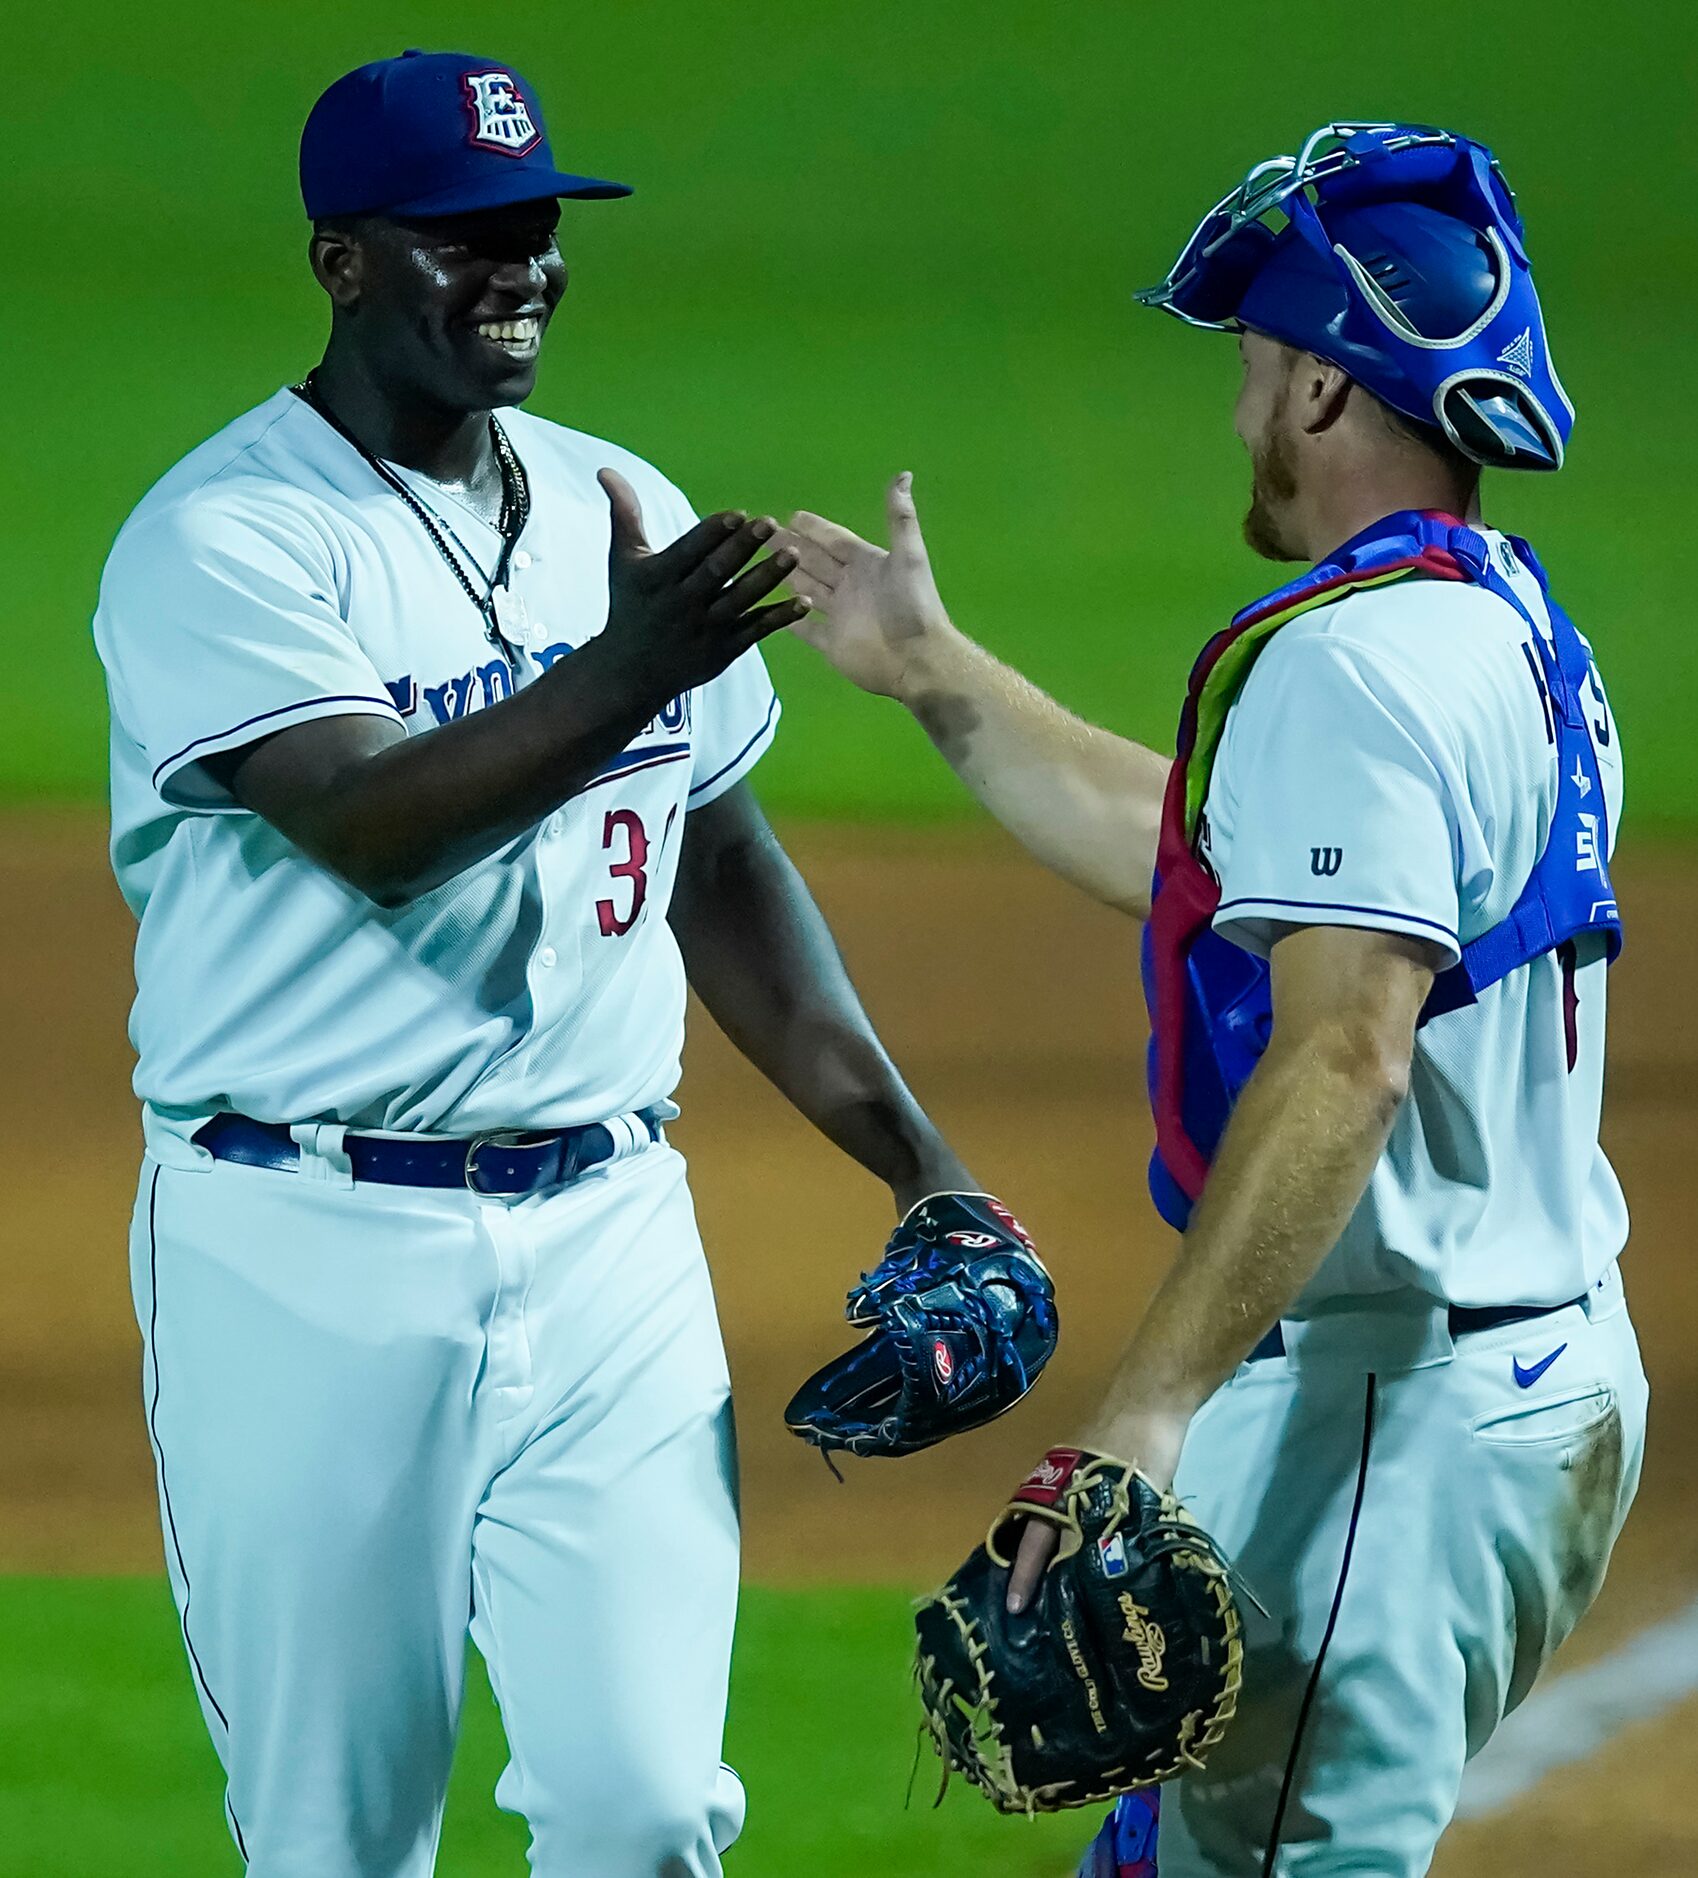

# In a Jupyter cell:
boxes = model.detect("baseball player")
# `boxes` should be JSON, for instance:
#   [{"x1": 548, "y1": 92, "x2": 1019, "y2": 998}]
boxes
[
  {"x1": 91, "y1": 49, "x2": 1001, "y2": 1876},
  {"x1": 782, "y1": 124, "x2": 1648, "y2": 1875}
]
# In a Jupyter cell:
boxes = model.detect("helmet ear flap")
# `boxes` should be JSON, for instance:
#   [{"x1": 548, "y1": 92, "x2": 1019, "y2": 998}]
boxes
[{"x1": 1437, "y1": 377, "x2": 1564, "y2": 469}]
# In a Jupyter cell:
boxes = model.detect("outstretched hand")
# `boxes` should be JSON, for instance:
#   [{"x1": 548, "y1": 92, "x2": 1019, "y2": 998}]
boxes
[
  {"x1": 597, "y1": 468, "x2": 811, "y2": 697},
  {"x1": 777, "y1": 472, "x2": 954, "y2": 700}
]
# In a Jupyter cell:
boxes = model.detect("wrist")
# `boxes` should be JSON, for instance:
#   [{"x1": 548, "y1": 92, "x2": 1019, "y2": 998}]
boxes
[
  {"x1": 578, "y1": 622, "x2": 680, "y2": 721},
  {"x1": 888, "y1": 617, "x2": 969, "y2": 711},
  {"x1": 1078, "y1": 1403, "x2": 1194, "y2": 1493},
  {"x1": 891, "y1": 1142, "x2": 978, "y2": 1219}
]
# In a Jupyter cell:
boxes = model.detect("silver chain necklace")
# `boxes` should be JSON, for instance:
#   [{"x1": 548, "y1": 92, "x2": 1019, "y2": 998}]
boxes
[{"x1": 293, "y1": 373, "x2": 531, "y2": 660}]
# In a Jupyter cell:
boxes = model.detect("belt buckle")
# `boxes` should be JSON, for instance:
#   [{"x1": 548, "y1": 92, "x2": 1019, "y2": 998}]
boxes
[{"x1": 464, "y1": 1130, "x2": 542, "y2": 1196}]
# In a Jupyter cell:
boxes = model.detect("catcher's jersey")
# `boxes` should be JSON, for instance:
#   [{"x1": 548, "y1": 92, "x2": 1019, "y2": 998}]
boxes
[
  {"x1": 94, "y1": 390, "x2": 779, "y2": 1141},
  {"x1": 1199, "y1": 528, "x2": 1626, "y2": 1311}
]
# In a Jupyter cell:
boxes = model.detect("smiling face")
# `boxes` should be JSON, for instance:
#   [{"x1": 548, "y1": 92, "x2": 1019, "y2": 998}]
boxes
[{"x1": 310, "y1": 198, "x2": 568, "y2": 413}]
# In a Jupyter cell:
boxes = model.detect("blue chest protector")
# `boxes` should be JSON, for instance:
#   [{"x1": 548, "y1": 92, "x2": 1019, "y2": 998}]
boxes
[{"x1": 1143, "y1": 513, "x2": 1622, "y2": 1232}]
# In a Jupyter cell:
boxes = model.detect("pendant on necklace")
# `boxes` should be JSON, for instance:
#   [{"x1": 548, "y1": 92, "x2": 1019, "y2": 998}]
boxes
[{"x1": 491, "y1": 585, "x2": 532, "y2": 649}]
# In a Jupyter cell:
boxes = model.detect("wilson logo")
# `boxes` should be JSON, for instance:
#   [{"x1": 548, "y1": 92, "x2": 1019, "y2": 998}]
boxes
[{"x1": 1310, "y1": 847, "x2": 1343, "y2": 877}]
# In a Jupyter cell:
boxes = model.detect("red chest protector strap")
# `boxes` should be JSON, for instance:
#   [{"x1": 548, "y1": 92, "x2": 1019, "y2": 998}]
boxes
[{"x1": 1146, "y1": 533, "x2": 1470, "y2": 1209}]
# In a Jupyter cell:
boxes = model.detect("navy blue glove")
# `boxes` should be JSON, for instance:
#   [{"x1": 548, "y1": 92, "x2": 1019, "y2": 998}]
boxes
[{"x1": 784, "y1": 1193, "x2": 1058, "y2": 1459}]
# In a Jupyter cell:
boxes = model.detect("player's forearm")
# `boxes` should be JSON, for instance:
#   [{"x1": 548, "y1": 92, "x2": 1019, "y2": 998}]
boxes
[
  {"x1": 234, "y1": 635, "x2": 674, "y2": 906},
  {"x1": 671, "y1": 788, "x2": 976, "y2": 1214},
  {"x1": 1084, "y1": 1018, "x2": 1408, "y2": 1478},
  {"x1": 892, "y1": 626, "x2": 1169, "y2": 918}
]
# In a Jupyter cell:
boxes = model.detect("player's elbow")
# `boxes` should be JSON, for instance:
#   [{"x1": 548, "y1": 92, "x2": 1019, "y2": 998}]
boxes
[
  {"x1": 1090, "y1": 862, "x2": 1154, "y2": 921},
  {"x1": 1322, "y1": 1017, "x2": 1414, "y2": 1123},
  {"x1": 300, "y1": 826, "x2": 448, "y2": 910},
  {"x1": 353, "y1": 870, "x2": 424, "y2": 912},
  {"x1": 1035, "y1": 797, "x2": 1158, "y2": 919},
  {"x1": 1269, "y1": 1006, "x2": 1414, "y2": 1127}
]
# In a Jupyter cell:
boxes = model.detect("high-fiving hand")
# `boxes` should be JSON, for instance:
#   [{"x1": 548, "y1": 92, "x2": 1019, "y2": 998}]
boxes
[
  {"x1": 777, "y1": 472, "x2": 955, "y2": 700},
  {"x1": 598, "y1": 468, "x2": 812, "y2": 697}
]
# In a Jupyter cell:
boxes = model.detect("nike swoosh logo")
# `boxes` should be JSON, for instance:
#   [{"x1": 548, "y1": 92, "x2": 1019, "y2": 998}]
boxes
[{"x1": 1513, "y1": 1344, "x2": 1568, "y2": 1388}]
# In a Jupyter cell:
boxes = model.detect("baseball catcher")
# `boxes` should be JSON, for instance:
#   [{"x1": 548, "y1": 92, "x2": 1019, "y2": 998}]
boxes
[
  {"x1": 785, "y1": 1192, "x2": 1058, "y2": 1458},
  {"x1": 783, "y1": 120, "x2": 1646, "y2": 1878},
  {"x1": 914, "y1": 1447, "x2": 1242, "y2": 1814}
]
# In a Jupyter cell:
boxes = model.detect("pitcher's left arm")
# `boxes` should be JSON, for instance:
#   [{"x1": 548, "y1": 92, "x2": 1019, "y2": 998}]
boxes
[{"x1": 668, "y1": 778, "x2": 975, "y2": 1216}]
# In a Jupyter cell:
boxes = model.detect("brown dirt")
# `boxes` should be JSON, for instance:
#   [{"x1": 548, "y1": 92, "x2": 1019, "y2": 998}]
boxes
[{"x1": 1, "y1": 813, "x2": 1694, "y2": 1871}]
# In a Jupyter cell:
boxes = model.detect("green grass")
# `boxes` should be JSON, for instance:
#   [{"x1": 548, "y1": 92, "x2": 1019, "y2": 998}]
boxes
[
  {"x1": 5, "y1": 3, "x2": 1694, "y2": 829},
  {"x1": 0, "y1": 1578, "x2": 1087, "y2": 1876}
]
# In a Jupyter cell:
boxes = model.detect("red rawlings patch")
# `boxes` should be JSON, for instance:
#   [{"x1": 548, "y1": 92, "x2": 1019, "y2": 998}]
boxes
[
  {"x1": 933, "y1": 1339, "x2": 955, "y2": 1384},
  {"x1": 1012, "y1": 1446, "x2": 1085, "y2": 1508},
  {"x1": 986, "y1": 1198, "x2": 1036, "y2": 1252}
]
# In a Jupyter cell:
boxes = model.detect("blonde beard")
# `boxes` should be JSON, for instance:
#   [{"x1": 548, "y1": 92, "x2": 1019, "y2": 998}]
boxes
[{"x1": 1243, "y1": 418, "x2": 1305, "y2": 563}]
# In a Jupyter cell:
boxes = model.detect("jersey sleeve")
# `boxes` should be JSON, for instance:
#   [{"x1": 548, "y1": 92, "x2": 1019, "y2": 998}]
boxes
[
  {"x1": 95, "y1": 497, "x2": 404, "y2": 811},
  {"x1": 1208, "y1": 633, "x2": 1465, "y2": 965},
  {"x1": 626, "y1": 474, "x2": 782, "y2": 809},
  {"x1": 688, "y1": 646, "x2": 782, "y2": 808}
]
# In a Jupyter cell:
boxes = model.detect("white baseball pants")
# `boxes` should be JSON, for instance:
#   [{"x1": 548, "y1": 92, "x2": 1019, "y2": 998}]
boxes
[
  {"x1": 129, "y1": 1124, "x2": 744, "y2": 1876},
  {"x1": 1158, "y1": 1265, "x2": 1647, "y2": 1878}
]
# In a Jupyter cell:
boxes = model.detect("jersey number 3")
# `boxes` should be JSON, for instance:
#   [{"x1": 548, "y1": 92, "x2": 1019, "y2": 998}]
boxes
[{"x1": 597, "y1": 809, "x2": 650, "y2": 938}]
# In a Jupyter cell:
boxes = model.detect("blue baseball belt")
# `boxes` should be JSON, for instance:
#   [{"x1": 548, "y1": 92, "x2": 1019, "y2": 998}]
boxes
[
  {"x1": 1248, "y1": 1295, "x2": 1585, "y2": 1362},
  {"x1": 193, "y1": 1108, "x2": 667, "y2": 1197}
]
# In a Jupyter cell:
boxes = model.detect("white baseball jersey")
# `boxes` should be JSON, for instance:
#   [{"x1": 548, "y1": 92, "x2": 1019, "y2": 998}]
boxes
[
  {"x1": 1198, "y1": 527, "x2": 1626, "y2": 1311},
  {"x1": 94, "y1": 389, "x2": 779, "y2": 1141}
]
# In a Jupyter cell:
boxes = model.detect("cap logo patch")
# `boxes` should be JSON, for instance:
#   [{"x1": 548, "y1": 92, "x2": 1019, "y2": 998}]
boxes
[{"x1": 463, "y1": 71, "x2": 541, "y2": 156}]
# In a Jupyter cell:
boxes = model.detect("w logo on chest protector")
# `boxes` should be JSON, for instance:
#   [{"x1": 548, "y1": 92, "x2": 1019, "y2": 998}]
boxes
[{"x1": 1310, "y1": 847, "x2": 1343, "y2": 877}]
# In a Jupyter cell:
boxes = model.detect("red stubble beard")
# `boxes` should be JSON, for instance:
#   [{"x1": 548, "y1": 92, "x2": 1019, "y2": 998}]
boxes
[{"x1": 1242, "y1": 395, "x2": 1305, "y2": 564}]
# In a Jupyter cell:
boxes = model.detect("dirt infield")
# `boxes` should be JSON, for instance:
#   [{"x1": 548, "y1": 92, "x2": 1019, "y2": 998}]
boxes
[{"x1": 2, "y1": 814, "x2": 1694, "y2": 1870}]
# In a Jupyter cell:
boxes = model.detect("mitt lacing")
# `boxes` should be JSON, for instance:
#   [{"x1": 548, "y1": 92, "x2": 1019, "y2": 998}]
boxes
[{"x1": 916, "y1": 1461, "x2": 1245, "y2": 1810}]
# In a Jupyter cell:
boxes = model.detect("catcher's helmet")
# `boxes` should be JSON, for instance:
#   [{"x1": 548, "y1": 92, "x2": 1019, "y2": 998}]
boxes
[{"x1": 1136, "y1": 123, "x2": 1572, "y2": 471}]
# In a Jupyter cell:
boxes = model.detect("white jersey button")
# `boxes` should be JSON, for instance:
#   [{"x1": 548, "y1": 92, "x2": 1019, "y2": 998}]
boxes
[
  {"x1": 513, "y1": 549, "x2": 533, "y2": 570},
  {"x1": 537, "y1": 946, "x2": 558, "y2": 970}
]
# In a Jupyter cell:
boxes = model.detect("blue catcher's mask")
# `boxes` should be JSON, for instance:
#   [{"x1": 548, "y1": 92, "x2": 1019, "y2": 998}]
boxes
[{"x1": 1136, "y1": 124, "x2": 1572, "y2": 470}]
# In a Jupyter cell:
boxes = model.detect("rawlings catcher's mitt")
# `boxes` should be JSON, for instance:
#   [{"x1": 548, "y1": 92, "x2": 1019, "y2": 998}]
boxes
[
  {"x1": 914, "y1": 1447, "x2": 1242, "y2": 1814},
  {"x1": 784, "y1": 1193, "x2": 1057, "y2": 1459}
]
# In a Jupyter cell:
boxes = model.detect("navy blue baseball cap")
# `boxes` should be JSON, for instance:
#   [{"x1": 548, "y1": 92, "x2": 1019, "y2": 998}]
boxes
[{"x1": 300, "y1": 49, "x2": 631, "y2": 221}]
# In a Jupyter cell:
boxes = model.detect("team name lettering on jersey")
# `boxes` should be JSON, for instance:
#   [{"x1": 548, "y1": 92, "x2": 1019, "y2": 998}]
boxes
[{"x1": 386, "y1": 656, "x2": 693, "y2": 737}]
